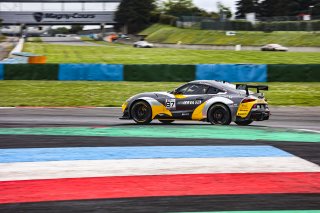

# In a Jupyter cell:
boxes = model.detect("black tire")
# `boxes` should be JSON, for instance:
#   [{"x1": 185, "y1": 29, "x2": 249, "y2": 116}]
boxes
[
  {"x1": 207, "y1": 104, "x2": 231, "y2": 125},
  {"x1": 235, "y1": 120, "x2": 253, "y2": 126},
  {"x1": 158, "y1": 119, "x2": 174, "y2": 124},
  {"x1": 131, "y1": 101, "x2": 152, "y2": 124}
]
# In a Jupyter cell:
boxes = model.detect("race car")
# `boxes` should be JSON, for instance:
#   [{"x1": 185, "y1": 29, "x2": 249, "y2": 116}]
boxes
[
  {"x1": 133, "y1": 41, "x2": 154, "y2": 48},
  {"x1": 120, "y1": 80, "x2": 270, "y2": 125},
  {"x1": 261, "y1": 44, "x2": 288, "y2": 51}
]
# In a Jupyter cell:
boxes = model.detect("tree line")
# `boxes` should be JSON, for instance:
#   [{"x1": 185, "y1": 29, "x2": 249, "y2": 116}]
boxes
[
  {"x1": 115, "y1": 0, "x2": 320, "y2": 33},
  {"x1": 236, "y1": 0, "x2": 320, "y2": 18},
  {"x1": 115, "y1": 0, "x2": 233, "y2": 33}
]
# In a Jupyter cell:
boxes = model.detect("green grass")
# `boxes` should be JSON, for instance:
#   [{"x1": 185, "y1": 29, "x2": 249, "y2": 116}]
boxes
[
  {"x1": 26, "y1": 37, "x2": 42, "y2": 42},
  {"x1": 80, "y1": 36, "x2": 95, "y2": 42},
  {"x1": 140, "y1": 24, "x2": 320, "y2": 47},
  {"x1": 0, "y1": 35, "x2": 6, "y2": 42},
  {"x1": 0, "y1": 81, "x2": 319, "y2": 107},
  {"x1": 23, "y1": 42, "x2": 320, "y2": 64}
]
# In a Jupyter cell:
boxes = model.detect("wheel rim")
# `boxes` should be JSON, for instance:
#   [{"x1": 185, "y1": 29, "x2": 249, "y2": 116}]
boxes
[
  {"x1": 211, "y1": 107, "x2": 228, "y2": 124},
  {"x1": 132, "y1": 103, "x2": 149, "y2": 122}
]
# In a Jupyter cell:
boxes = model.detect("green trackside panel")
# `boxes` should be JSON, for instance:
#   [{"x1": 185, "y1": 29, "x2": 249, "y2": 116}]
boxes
[
  {"x1": 124, "y1": 65, "x2": 195, "y2": 82},
  {"x1": 4, "y1": 64, "x2": 59, "y2": 80},
  {"x1": 268, "y1": 64, "x2": 320, "y2": 82}
]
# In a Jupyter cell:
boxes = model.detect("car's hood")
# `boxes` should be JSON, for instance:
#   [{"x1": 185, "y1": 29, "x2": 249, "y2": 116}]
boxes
[{"x1": 127, "y1": 91, "x2": 171, "y2": 101}]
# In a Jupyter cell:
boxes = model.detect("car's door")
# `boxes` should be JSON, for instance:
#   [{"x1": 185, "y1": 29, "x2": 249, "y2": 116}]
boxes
[{"x1": 167, "y1": 84, "x2": 209, "y2": 119}]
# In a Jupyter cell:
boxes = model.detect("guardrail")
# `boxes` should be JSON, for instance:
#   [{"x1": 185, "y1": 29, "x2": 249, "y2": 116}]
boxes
[
  {"x1": 9, "y1": 38, "x2": 24, "y2": 56},
  {"x1": 0, "y1": 64, "x2": 319, "y2": 82},
  {"x1": 1, "y1": 38, "x2": 47, "y2": 64}
]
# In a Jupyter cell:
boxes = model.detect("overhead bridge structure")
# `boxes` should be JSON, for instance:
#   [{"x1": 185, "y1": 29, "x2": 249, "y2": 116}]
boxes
[{"x1": 0, "y1": 0, "x2": 122, "y2": 25}]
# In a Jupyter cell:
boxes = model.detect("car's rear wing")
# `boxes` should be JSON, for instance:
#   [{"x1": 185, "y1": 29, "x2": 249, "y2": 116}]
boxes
[{"x1": 236, "y1": 84, "x2": 268, "y2": 96}]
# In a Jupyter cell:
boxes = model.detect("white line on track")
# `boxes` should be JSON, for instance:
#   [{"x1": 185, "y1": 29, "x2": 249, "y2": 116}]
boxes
[
  {"x1": 1, "y1": 157, "x2": 319, "y2": 181},
  {"x1": 296, "y1": 129, "x2": 320, "y2": 134}
]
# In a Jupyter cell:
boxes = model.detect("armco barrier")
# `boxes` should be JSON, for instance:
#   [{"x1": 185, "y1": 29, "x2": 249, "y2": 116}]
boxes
[
  {"x1": 0, "y1": 64, "x2": 3, "y2": 80},
  {"x1": 1, "y1": 64, "x2": 319, "y2": 82},
  {"x1": 124, "y1": 65, "x2": 195, "y2": 82},
  {"x1": 268, "y1": 64, "x2": 320, "y2": 82},
  {"x1": 196, "y1": 64, "x2": 267, "y2": 82},
  {"x1": 58, "y1": 64, "x2": 123, "y2": 81},
  {"x1": 4, "y1": 64, "x2": 59, "y2": 80}
]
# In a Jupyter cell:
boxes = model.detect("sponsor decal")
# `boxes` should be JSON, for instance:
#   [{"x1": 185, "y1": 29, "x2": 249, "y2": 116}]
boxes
[
  {"x1": 33, "y1": 12, "x2": 44, "y2": 22},
  {"x1": 33, "y1": 12, "x2": 95, "y2": 22},
  {"x1": 177, "y1": 100, "x2": 202, "y2": 105}
]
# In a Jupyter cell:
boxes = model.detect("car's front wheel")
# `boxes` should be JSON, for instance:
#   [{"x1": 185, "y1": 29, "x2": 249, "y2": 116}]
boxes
[
  {"x1": 158, "y1": 119, "x2": 174, "y2": 124},
  {"x1": 131, "y1": 101, "x2": 152, "y2": 124},
  {"x1": 235, "y1": 120, "x2": 253, "y2": 126},
  {"x1": 208, "y1": 104, "x2": 231, "y2": 125}
]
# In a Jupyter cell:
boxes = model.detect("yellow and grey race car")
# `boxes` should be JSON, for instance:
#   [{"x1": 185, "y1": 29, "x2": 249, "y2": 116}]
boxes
[{"x1": 120, "y1": 80, "x2": 270, "y2": 125}]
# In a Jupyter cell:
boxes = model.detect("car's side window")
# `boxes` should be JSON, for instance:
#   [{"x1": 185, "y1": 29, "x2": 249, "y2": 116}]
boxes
[
  {"x1": 207, "y1": 87, "x2": 223, "y2": 94},
  {"x1": 185, "y1": 84, "x2": 209, "y2": 95},
  {"x1": 176, "y1": 84, "x2": 190, "y2": 94}
]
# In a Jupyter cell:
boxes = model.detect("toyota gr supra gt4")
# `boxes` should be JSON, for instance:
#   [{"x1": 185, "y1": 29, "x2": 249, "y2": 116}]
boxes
[{"x1": 120, "y1": 80, "x2": 270, "y2": 125}]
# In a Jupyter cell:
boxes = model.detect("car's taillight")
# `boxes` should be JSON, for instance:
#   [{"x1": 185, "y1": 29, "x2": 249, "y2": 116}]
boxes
[
  {"x1": 241, "y1": 98, "x2": 256, "y2": 103},
  {"x1": 252, "y1": 104, "x2": 257, "y2": 108}
]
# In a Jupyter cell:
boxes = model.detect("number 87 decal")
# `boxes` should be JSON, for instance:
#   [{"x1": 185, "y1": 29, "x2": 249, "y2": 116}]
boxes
[{"x1": 165, "y1": 99, "x2": 176, "y2": 109}]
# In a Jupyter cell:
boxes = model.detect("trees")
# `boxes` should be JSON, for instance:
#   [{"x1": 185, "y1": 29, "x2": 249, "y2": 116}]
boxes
[
  {"x1": 115, "y1": 0, "x2": 156, "y2": 33},
  {"x1": 69, "y1": 25, "x2": 83, "y2": 34},
  {"x1": 258, "y1": 0, "x2": 320, "y2": 17},
  {"x1": 236, "y1": 0, "x2": 320, "y2": 18},
  {"x1": 217, "y1": 2, "x2": 232, "y2": 19},
  {"x1": 161, "y1": 0, "x2": 200, "y2": 17},
  {"x1": 236, "y1": 0, "x2": 260, "y2": 18},
  {"x1": 159, "y1": 0, "x2": 220, "y2": 18}
]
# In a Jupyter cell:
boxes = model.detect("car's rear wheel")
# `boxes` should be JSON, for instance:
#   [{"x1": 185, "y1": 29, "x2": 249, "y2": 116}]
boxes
[
  {"x1": 158, "y1": 119, "x2": 174, "y2": 124},
  {"x1": 208, "y1": 104, "x2": 231, "y2": 125},
  {"x1": 235, "y1": 120, "x2": 253, "y2": 126},
  {"x1": 131, "y1": 101, "x2": 152, "y2": 124}
]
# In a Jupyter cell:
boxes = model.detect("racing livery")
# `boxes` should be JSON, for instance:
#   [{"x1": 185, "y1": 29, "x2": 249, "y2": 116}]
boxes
[{"x1": 120, "y1": 80, "x2": 270, "y2": 125}]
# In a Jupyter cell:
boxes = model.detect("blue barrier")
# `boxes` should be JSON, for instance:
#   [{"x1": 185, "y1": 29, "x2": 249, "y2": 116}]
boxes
[
  {"x1": 58, "y1": 64, "x2": 123, "y2": 81},
  {"x1": 0, "y1": 64, "x2": 3, "y2": 80},
  {"x1": 196, "y1": 64, "x2": 267, "y2": 82}
]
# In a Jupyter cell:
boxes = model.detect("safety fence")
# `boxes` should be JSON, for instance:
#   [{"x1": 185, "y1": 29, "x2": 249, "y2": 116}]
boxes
[{"x1": 0, "y1": 64, "x2": 319, "y2": 82}]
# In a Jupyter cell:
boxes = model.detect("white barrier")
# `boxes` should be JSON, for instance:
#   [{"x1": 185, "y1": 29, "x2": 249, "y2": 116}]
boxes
[{"x1": 9, "y1": 38, "x2": 24, "y2": 56}]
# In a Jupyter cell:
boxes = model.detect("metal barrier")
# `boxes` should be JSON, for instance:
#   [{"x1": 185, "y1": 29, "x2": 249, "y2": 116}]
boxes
[{"x1": 0, "y1": 63, "x2": 319, "y2": 82}]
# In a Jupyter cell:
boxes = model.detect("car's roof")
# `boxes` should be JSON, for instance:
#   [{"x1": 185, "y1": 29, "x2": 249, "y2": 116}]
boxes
[
  {"x1": 189, "y1": 80, "x2": 237, "y2": 91},
  {"x1": 267, "y1": 44, "x2": 282, "y2": 46}
]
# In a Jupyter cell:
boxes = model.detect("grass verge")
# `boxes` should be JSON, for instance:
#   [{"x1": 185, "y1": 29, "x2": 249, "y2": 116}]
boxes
[
  {"x1": 0, "y1": 81, "x2": 319, "y2": 107},
  {"x1": 140, "y1": 24, "x2": 320, "y2": 47},
  {"x1": 26, "y1": 37, "x2": 43, "y2": 42},
  {"x1": 24, "y1": 42, "x2": 320, "y2": 64},
  {"x1": 0, "y1": 35, "x2": 6, "y2": 42}
]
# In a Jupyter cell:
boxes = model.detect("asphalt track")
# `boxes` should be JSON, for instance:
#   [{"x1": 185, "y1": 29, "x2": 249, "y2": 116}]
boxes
[
  {"x1": 41, "y1": 37, "x2": 104, "y2": 46},
  {"x1": 41, "y1": 36, "x2": 320, "y2": 52},
  {"x1": 0, "y1": 107, "x2": 319, "y2": 131},
  {"x1": 0, "y1": 107, "x2": 319, "y2": 212}
]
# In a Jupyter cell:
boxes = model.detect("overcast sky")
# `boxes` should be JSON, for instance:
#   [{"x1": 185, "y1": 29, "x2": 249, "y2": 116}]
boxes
[
  {"x1": 193, "y1": 0, "x2": 236, "y2": 12},
  {"x1": 0, "y1": 0, "x2": 237, "y2": 30},
  {"x1": 0, "y1": 1, "x2": 237, "y2": 12}
]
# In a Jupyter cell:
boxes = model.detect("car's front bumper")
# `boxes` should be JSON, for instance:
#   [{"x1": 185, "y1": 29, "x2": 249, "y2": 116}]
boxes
[{"x1": 119, "y1": 102, "x2": 131, "y2": 120}]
